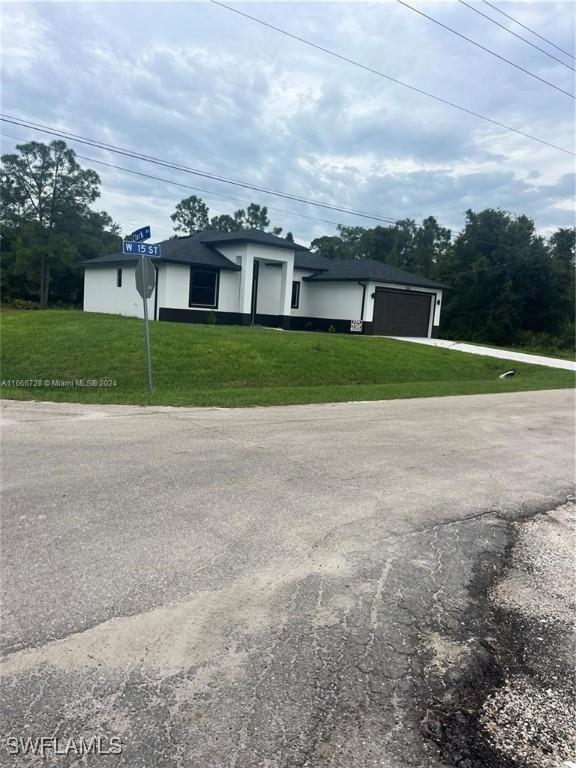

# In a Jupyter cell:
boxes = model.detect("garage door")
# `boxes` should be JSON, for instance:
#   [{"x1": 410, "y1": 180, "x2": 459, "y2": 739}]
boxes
[{"x1": 372, "y1": 289, "x2": 432, "y2": 337}]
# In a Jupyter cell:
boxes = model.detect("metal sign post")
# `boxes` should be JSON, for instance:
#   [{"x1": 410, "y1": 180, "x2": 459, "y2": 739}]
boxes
[
  {"x1": 142, "y1": 281, "x2": 153, "y2": 395},
  {"x1": 134, "y1": 250, "x2": 159, "y2": 396}
]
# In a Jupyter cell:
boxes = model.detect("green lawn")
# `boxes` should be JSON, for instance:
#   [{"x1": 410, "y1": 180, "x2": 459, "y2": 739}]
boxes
[{"x1": 0, "y1": 310, "x2": 573, "y2": 407}]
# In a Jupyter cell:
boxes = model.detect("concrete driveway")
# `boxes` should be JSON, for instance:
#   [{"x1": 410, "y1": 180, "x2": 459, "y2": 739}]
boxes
[
  {"x1": 388, "y1": 337, "x2": 576, "y2": 371},
  {"x1": 1, "y1": 390, "x2": 574, "y2": 767}
]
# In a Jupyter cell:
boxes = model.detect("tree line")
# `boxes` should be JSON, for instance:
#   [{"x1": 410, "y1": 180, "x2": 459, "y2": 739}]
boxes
[
  {"x1": 310, "y1": 215, "x2": 575, "y2": 350},
  {"x1": 1, "y1": 140, "x2": 574, "y2": 351},
  {"x1": 1, "y1": 141, "x2": 122, "y2": 308}
]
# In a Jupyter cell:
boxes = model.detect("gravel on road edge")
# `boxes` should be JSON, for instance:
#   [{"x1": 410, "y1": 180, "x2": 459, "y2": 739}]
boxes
[{"x1": 420, "y1": 500, "x2": 576, "y2": 768}]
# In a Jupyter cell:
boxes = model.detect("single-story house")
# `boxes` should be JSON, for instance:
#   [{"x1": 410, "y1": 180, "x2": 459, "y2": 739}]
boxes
[{"x1": 82, "y1": 230, "x2": 445, "y2": 336}]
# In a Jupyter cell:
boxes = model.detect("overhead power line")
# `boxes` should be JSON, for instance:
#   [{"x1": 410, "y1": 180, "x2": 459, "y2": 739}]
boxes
[
  {"x1": 481, "y1": 0, "x2": 575, "y2": 61},
  {"x1": 0, "y1": 130, "x2": 349, "y2": 229},
  {"x1": 2, "y1": 129, "x2": 560, "y2": 262},
  {"x1": 0, "y1": 127, "x2": 560, "y2": 250},
  {"x1": 457, "y1": 0, "x2": 575, "y2": 72},
  {"x1": 397, "y1": 0, "x2": 574, "y2": 99},
  {"x1": 0, "y1": 114, "x2": 398, "y2": 225},
  {"x1": 208, "y1": 0, "x2": 575, "y2": 156}
]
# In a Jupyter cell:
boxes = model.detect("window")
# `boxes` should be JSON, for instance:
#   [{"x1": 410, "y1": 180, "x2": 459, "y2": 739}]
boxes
[
  {"x1": 116, "y1": 268, "x2": 122, "y2": 287},
  {"x1": 291, "y1": 280, "x2": 300, "y2": 309},
  {"x1": 189, "y1": 267, "x2": 219, "y2": 307}
]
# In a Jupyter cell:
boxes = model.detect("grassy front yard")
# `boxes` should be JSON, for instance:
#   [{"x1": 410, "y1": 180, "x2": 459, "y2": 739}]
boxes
[{"x1": 1, "y1": 311, "x2": 573, "y2": 407}]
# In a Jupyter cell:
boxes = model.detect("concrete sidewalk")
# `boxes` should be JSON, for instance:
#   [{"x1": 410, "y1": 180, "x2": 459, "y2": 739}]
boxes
[{"x1": 388, "y1": 337, "x2": 576, "y2": 371}]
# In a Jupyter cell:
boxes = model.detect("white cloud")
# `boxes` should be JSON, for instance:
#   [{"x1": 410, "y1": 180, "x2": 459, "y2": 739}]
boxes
[
  {"x1": 0, "y1": 7, "x2": 58, "y2": 76},
  {"x1": 1, "y1": 0, "x2": 574, "y2": 242}
]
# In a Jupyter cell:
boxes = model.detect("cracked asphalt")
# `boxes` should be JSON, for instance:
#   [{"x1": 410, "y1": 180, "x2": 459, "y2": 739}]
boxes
[{"x1": 0, "y1": 389, "x2": 574, "y2": 767}]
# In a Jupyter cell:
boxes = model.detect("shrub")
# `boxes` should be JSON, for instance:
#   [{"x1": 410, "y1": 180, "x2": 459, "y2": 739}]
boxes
[{"x1": 2, "y1": 298, "x2": 41, "y2": 310}]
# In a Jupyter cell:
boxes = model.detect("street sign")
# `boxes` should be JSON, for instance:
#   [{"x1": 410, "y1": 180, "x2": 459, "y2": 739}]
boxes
[
  {"x1": 135, "y1": 255, "x2": 156, "y2": 299},
  {"x1": 130, "y1": 225, "x2": 151, "y2": 242},
  {"x1": 123, "y1": 241, "x2": 161, "y2": 257}
]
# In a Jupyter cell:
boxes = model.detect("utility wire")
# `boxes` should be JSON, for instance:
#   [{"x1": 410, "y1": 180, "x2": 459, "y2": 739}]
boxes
[
  {"x1": 208, "y1": 0, "x2": 575, "y2": 156},
  {"x1": 457, "y1": 0, "x2": 575, "y2": 72},
  {"x1": 0, "y1": 115, "x2": 398, "y2": 225},
  {"x1": 2, "y1": 133, "x2": 550, "y2": 272},
  {"x1": 1, "y1": 129, "x2": 566, "y2": 260},
  {"x1": 0, "y1": 130, "x2": 348, "y2": 229},
  {"x1": 482, "y1": 0, "x2": 575, "y2": 60},
  {"x1": 397, "y1": 0, "x2": 574, "y2": 99}
]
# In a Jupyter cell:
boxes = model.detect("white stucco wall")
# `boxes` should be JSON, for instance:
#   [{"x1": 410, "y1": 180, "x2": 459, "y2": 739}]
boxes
[
  {"x1": 290, "y1": 269, "x2": 315, "y2": 316},
  {"x1": 83, "y1": 265, "x2": 156, "y2": 319},
  {"x1": 158, "y1": 262, "x2": 241, "y2": 313},
  {"x1": 305, "y1": 281, "x2": 366, "y2": 321},
  {"x1": 84, "y1": 257, "x2": 443, "y2": 336}
]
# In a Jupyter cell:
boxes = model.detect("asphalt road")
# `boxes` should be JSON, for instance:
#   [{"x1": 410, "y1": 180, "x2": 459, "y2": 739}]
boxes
[{"x1": 1, "y1": 390, "x2": 574, "y2": 767}]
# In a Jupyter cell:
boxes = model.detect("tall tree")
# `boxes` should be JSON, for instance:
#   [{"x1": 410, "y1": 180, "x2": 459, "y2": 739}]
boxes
[
  {"x1": 413, "y1": 216, "x2": 451, "y2": 278},
  {"x1": 433, "y1": 208, "x2": 570, "y2": 345},
  {"x1": 244, "y1": 203, "x2": 270, "y2": 230},
  {"x1": 209, "y1": 213, "x2": 237, "y2": 232},
  {"x1": 310, "y1": 234, "x2": 348, "y2": 260},
  {"x1": 1, "y1": 140, "x2": 101, "y2": 306},
  {"x1": 171, "y1": 196, "x2": 282, "y2": 235},
  {"x1": 170, "y1": 195, "x2": 210, "y2": 234},
  {"x1": 546, "y1": 227, "x2": 576, "y2": 340}
]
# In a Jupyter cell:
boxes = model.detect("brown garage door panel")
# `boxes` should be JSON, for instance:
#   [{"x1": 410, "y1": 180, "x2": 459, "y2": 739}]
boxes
[{"x1": 373, "y1": 289, "x2": 432, "y2": 337}]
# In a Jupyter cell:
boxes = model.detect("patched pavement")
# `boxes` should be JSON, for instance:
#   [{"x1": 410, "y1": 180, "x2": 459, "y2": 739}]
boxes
[{"x1": 1, "y1": 389, "x2": 574, "y2": 767}]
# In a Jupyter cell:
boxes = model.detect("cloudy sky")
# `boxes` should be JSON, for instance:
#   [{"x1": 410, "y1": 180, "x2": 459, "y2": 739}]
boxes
[{"x1": 1, "y1": 0, "x2": 574, "y2": 244}]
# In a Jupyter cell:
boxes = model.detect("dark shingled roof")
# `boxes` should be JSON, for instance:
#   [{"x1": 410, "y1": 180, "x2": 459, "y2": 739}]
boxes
[
  {"x1": 83, "y1": 232, "x2": 438, "y2": 288},
  {"x1": 304, "y1": 258, "x2": 446, "y2": 289},
  {"x1": 294, "y1": 251, "x2": 332, "y2": 271},
  {"x1": 82, "y1": 230, "x2": 323, "y2": 270},
  {"x1": 81, "y1": 236, "x2": 240, "y2": 270},
  {"x1": 197, "y1": 230, "x2": 309, "y2": 251}
]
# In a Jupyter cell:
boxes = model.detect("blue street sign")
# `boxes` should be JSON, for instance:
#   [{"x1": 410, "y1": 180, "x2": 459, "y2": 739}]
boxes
[
  {"x1": 123, "y1": 241, "x2": 161, "y2": 257},
  {"x1": 130, "y1": 226, "x2": 151, "y2": 242}
]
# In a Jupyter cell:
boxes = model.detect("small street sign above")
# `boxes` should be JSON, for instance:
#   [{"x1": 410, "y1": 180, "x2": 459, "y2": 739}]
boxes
[
  {"x1": 135, "y1": 255, "x2": 157, "y2": 300},
  {"x1": 123, "y1": 241, "x2": 161, "y2": 257},
  {"x1": 130, "y1": 225, "x2": 151, "y2": 242}
]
